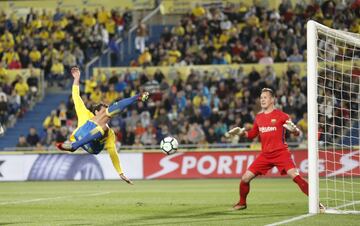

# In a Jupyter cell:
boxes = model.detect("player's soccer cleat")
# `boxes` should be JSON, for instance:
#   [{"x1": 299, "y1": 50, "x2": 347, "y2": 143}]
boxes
[
  {"x1": 56, "y1": 142, "x2": 74, "y2": 152},
  {"x1": 319, "y1": 203, "x2": 326, "y2": 213},
  {"x1": 138, "y1": 92, "x2": 150, "y2": 102},
  {"x1": 233, "y1": 202, "x2": 247, "y2": 210}
]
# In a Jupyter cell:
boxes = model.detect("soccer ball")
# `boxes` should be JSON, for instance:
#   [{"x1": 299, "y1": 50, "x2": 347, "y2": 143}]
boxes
[{"x1": 160, "y1": 136, "x2": 178, "y2": 155}]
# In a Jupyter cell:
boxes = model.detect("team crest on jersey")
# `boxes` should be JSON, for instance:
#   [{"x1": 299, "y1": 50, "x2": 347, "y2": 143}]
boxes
[{"x1": 271, "y1": 119, "x2": 276, "y2": 124}]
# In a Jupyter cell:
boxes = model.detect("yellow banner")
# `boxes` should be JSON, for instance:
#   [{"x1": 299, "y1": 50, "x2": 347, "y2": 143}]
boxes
[
  {"x1": 94, "y1": 62, "x2": 308, "y2": 82},
  {"x1": 159, "y1": 0, "x2": 303, "y2": 14},
  {"x1": 0, "y1": 0, "x2": 154, "y2": 15},
  {"x1": 161, "y1": 0, "x2": 249, "y2": 15}
]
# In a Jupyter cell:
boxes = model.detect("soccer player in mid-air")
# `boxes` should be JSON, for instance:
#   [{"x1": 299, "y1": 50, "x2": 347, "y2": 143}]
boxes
[
  {"x1": 56, "y1": 67, "x2": 149, "y2": 184},
  {"x1": 225, "y1": 88, "x2": 311, "y2": 210}
]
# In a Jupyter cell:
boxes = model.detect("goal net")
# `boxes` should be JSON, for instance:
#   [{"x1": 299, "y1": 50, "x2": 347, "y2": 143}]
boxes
[{"x1": 307, "y1": 20, "x2": 360, "y2": 214}]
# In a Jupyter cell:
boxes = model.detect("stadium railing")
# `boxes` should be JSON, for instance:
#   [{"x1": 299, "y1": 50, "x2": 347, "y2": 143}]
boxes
[{"x1": 84, "y1": 4, "x2": 161, "y2": 79}]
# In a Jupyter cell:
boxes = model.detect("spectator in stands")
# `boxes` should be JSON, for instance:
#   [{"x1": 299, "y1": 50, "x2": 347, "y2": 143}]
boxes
[
  {"x1": 8, "y1": 54, "x2": 22, "y2": 69},
  {"x1": 16, "y1": 135, "x2": 29, "y2": 148},
  {"x1": 27, "y1": 70, "x2": 39, "y2": 99},
  {"x1": 2, "y1": 48, "x2": 20, "y2": 66},
  {"x1": 135, "y1": 21, "x2": 148, "y2": 53},
  {"x1": 287, "y1": 47, "x2": 303, "y2": 62},
  {"x1": 43, "y1": 110, "x2": 61, "y2": 129},
  {"x1": 26, "y1": 127, "x2": 40, "y2": 147},
  {"x1": 55, "y1": 126, "x2": 68, "y2": 143},
  {"x1": 41, "y1": 127, "x2": 56, "y2": 147},
  {"x1": 0, "y1": 95, "x2": 8, "y2": 124},
  {"x1": 29, "y1": 46, "x2": 41, "y2": 68},
  {"x1": 140, "y1": 126, "x2": 156, "y2": 145},
  {"x1": 123, "y1": 125, "x2": 135, "y2": 145},
  {"x1": 138, "y1": 47, "x2": 152, "y2": 66},
  {"x1": 187, "y1": 122, "x2": 205, "y2": 144},
  {"x1": 73, "y1": 46, "x2": 85, "y2": 66},
  {"x1": 50, "y1": 59, "x2": 65, "y2": 87},
  {"x1": 297, "y1": 112, "x2": 308, "y2": 138},
  {"x1": 8, "y1": 90, "x2": 21, "y2": 115},
  {"x1": 62, "y1": 50, "x2": 76, "y2": 74},
  {"x1": 192, "y1": 3, "x2": 206, "y2": 18},
  {"x1": 14, "y1": 77, "x2": 29, "y2": 106}
]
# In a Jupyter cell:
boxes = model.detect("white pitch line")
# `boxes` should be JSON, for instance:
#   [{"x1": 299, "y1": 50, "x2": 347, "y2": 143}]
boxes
[
  {"x1": 267, "y1": 200, "x2": 360, "y2": 225},
  {"x1": 0, "y1": 191, "x2": 111, "y2": 205},
  {"x1": 265, "y1": 213, "x2": 315, "y2": 226},
  {"x1": 324, "y1": 201, "x2": 360, "y2": 214}
]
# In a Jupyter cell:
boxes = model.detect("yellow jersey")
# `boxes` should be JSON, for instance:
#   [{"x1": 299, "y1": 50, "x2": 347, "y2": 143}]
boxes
[{"x1": 70, "y1": 85, "x2": 124, "y2": 174}]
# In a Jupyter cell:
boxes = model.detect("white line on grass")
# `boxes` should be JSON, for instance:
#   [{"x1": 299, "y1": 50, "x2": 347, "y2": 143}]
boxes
[
  {"x1": 265, "y1": 213, "x2": 316, "y2": 226},
  {"x1": 0, "y1": 191, "x2": 111, "y2": 205},
  {"x1": 324, "y1": 201, "x2": 360, "y2": 214},
  {"x1": 267, "y1": 200, "x2": 360, "y2": 225}
]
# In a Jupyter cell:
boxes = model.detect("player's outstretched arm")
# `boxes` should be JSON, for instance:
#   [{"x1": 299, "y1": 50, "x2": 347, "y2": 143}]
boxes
[
  {"x1": 105, "y1": 130, "x2": 134, "y2": 185},
  {"x1": 225, "y1": 127, "x2": 246, "y2": 138},
  {"x1": 283, "y1": 120, "x2": 300, "y2": 136}
]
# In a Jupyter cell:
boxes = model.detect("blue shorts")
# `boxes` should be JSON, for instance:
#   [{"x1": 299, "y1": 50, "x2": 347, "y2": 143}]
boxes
[{"x1": 74, "y1": 120, "x2": 105, "y2": 154}]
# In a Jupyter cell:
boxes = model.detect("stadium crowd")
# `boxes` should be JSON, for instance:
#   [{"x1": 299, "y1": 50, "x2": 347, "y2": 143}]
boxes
[
  {"x1": 19, "y1": 64, "x2": 310, "y2": 148},
  {"x1": 13, "y1": 0, "x2": 360, "y2": 148},
  {"x1": 0, "y1": 69, "x2": 39, "y2": 131},
  {"x1": 0, "y1": 7, "x2": 132, "y2": 131},
  {"x1": 134, "y1": 0, "x2": 360, "y2": 66},
  {"x1": 0, "y1": 7, "x2": 133, "y2": 86}
]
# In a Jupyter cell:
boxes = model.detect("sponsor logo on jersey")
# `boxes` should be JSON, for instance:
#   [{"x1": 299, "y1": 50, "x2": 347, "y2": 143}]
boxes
[{"x1": 259, "y1": 126, "x2": 277, "y2": 133}]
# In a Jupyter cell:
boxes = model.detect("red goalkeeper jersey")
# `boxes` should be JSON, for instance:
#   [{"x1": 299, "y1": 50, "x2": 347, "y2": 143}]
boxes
[{"x1": 246, "y1": 109, "x2": 290, "y2": 154}]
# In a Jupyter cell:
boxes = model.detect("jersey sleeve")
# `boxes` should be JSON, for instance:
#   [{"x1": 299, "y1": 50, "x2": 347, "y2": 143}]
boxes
[
  {"x1": 105, "y1": 129, "x2": 123, "y2": 175},
  {"x1": 247, "y1": 118, "x2": 259, "y2": 140},
  {"x1": 72, "y1": 85, "x2": 93, "y2": 126}
]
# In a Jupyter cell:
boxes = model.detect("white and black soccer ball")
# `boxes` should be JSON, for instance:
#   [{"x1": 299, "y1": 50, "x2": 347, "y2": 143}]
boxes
[{"x1": 160, "y1": 136, "x2": 178, "y2": 155}]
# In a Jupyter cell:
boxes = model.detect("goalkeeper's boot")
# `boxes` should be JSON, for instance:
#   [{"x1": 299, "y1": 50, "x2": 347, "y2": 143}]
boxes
[
  {"x1": 138, "y1": 92, "x2": 150, "y2": 102},
  {"x1": 56, "y1": 142, "x2": 75, "y2": 152},
  {"x1": 233, "y1": 202, "x2": 247, "y2": 210},
  {"x1": 319, "y1": 203, "x2": 326, "y2": 213}
]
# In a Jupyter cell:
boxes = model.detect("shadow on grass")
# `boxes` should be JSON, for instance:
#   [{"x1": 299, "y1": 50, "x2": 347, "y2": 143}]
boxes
[{"x1": 111, "y1": 203, "x2": 295, "y2": 226}]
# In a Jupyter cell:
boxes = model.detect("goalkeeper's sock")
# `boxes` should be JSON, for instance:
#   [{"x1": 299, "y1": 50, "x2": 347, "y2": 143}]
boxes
[
  {"x1": 293, "y1": 175, "x2": 309, "y2": 196},
  {"x1": 71, "y1": 126, "x2": 104, "y2": 150},
  {"x1": 106, "y1": 95, "x2": 139, "y2": 117},
  {"x1": 239, "y1": 181, "x2": 250, "y2": 205}
]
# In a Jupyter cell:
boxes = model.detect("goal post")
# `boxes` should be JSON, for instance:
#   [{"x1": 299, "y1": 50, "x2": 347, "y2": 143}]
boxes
[
  {"x1": 307, "y1": 20, "x2": 360, "y2": 214},
  {"x1": 307, "y1": 20, "x2": 319, "y2": 214}
]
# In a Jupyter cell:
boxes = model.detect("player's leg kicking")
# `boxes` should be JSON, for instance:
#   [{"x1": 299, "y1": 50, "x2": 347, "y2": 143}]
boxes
[
  {"x1": 57, "y1": 92, "x2": 149, "y2": 152},
  {"x1": 233, "y1": 151, "x2": 310, "y2": 210}
]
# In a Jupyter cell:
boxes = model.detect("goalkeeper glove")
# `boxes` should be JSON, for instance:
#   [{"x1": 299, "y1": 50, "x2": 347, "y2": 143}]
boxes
[
  {"x1": 225, "y1": 127, "x2": 245, "y2": 138},
  {"x1": 283, "y1": 120, "x2": 300, "y2": 135}
]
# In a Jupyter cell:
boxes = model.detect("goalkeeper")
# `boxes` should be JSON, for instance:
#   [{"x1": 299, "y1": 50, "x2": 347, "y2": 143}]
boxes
[
  {"x1": 226, "y1": 88, "x2": 308, "y2": 210},
  {"x1": 56, "y1": 67, "x2": 149, "y2": 184}
]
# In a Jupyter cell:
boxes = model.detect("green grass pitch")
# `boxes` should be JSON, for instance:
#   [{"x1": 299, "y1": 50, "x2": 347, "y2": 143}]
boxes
[{"x1": 0, "y1": 179, "x2": 359, "y2": 226}]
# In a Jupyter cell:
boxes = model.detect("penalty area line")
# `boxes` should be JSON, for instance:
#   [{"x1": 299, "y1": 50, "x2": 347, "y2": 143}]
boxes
[{"x1": 265, "y1": 213, "x2": 316, "y2": 226}]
